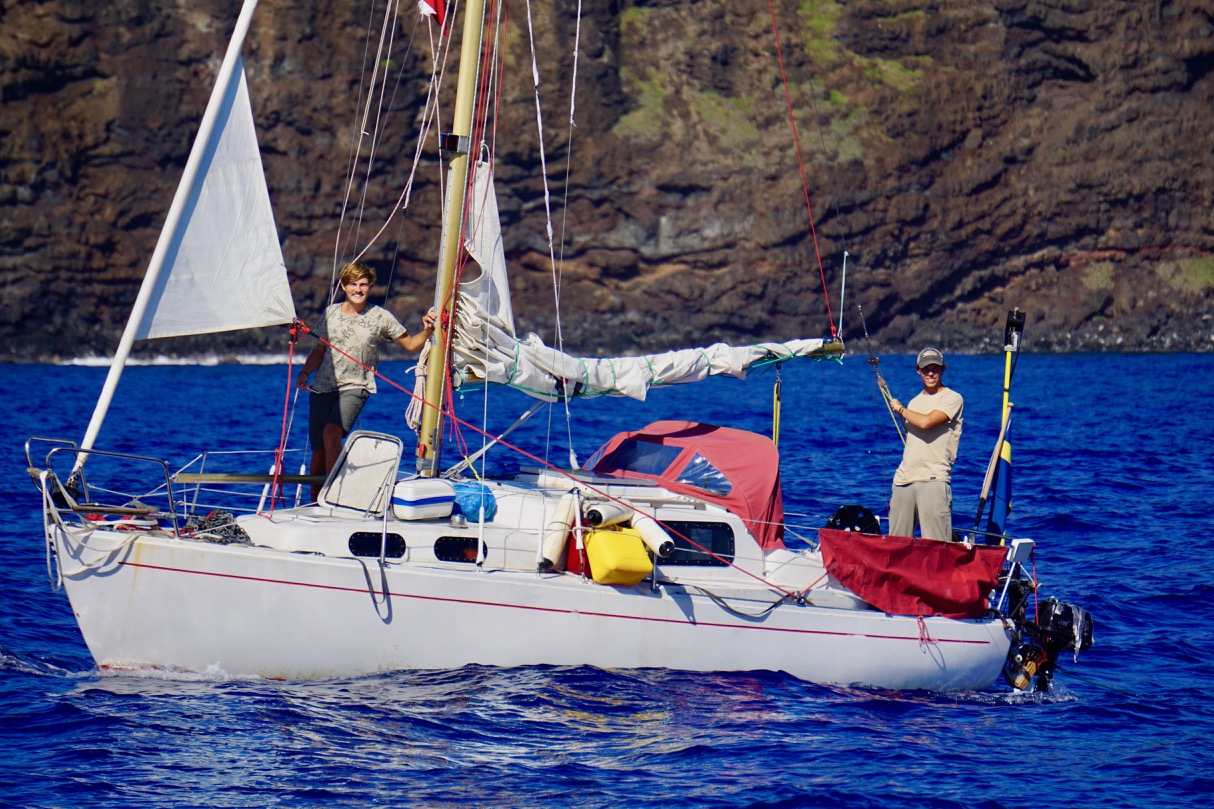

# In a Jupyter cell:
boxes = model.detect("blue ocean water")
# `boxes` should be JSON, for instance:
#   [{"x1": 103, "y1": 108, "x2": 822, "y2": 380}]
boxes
[{"x1": 3, "y1": 352, "x2": 1213, "y2": 808}]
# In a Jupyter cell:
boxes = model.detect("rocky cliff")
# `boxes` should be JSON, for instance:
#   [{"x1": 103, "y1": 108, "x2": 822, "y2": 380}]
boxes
[{"x1": 2, "y1": 0, "x2": 1211, "y2": 362}]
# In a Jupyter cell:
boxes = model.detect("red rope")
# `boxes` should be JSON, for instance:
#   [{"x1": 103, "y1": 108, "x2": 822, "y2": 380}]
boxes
[
  {"x1": 265, "y1": 323, "x2": 301, "y2": 515},
  {"x1": 767, "y1": 0, "x2": 836, "y2": 337},
  {"x1": 429, "y1": 0, "x2": 509, "y2": 469},
  {"x1": 917, "y1": 615, "x2": 938, "y2": 647}
]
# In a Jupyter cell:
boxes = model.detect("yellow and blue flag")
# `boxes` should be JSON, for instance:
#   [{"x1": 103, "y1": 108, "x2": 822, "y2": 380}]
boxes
[{"x1": 984, "y1": 441, "x2": 1013, "y2": 537}]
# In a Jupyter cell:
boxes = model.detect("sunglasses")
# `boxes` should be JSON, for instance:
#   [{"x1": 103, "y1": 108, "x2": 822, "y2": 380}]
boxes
[{"x1": 918, "y1": 365, "x2": 943, "y2": 374}]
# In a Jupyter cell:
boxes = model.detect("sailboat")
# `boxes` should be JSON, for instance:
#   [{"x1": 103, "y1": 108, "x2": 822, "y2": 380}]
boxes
[{"x1": 27, "y1": 0, "x2": 1092, "y2": 691}]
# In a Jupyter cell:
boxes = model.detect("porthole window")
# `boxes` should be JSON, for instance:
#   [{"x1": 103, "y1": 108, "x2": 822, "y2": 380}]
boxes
[
  {"x1": 662, "y1": 521, "x2": 734, "y2": 566},
  {"x1": 348, "y1": 532, "x2": 406, "y2": 559},
  {"x1": 435, "y1": 536, "x2": 488, "y2": 563}
]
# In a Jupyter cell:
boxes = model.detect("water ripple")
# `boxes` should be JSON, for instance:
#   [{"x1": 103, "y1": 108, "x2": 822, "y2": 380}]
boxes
[{"x1": 4, "y1": 356, "x2": 1214, "y2": 808}]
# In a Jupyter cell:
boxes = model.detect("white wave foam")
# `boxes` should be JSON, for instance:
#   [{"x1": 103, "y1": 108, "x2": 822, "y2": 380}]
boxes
[{"x1": 62, "y1": 353, "x2": 293, "y2": 368}]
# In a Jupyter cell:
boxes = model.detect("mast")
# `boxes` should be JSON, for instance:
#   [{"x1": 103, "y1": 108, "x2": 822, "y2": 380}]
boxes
[
  {"x1": 417, "y1": 0, "x2": 488, "y2": 476},
  {"x1": 72, "y1": 0, "x2": 263, "y2": 475}
]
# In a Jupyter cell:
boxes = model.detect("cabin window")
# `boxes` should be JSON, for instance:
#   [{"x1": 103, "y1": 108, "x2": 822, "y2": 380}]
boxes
[
  {"x1": 348, "y1": 532, "x2": 406, "y2": 559},
  {"x1": 435, "y1": 536, "x2": 488, "y2": 564},
  {"x1": 593, "y1": 438, "x2": 682, "y2": 477},
  {"x1": 662, "y1": 521, "x2": 734, "y2": 566},
  {"x1": 675, "y1": 453, "x2": 731, "y2": 496}
]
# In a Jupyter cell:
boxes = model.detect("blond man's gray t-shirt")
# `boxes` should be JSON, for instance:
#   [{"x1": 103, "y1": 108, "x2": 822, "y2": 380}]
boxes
[{"x1": 313, "y1": 304, "x2": 407, "y2": 394}]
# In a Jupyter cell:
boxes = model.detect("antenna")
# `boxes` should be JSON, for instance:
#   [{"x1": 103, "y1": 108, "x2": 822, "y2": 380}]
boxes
[{"x1": 836, "y1": 251, "x2": 849, "y2": 338}]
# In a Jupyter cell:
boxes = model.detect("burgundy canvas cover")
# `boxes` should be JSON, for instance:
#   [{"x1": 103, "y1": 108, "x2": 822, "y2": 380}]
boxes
[
  {"x1": 818, "y1": 529, "x2": 1008, "y2": 618},
  {"x1": 588, "y1": 421, "x2": 785, "y2": 550}
]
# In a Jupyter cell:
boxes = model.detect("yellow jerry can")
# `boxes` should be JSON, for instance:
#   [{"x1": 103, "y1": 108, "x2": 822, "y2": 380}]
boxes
[{"x1": 583, "y1": 526, "x2": 654, "y2": 586}]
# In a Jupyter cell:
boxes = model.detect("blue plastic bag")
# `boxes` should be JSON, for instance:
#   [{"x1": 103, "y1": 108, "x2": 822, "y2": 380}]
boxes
[{"x1": 451, "y1": 480, "x2": 497, "y2": 521}]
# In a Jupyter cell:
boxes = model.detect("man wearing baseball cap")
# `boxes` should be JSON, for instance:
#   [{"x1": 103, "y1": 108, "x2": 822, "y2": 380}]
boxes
[{"x1": 886, "y1": 347, "x2": 964, "y2": 540}]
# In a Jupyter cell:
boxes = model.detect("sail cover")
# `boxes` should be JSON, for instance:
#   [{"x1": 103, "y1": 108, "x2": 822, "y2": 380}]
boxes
[
  {"x1": 135, "y1": 57, "x2": 294, "y2": 340},
  {"x1": 449, "y1": 164, "x2": 842, "y2": 401},
  {"x1": 587, "y1": 421, "x2": 786, "y2": 551}
]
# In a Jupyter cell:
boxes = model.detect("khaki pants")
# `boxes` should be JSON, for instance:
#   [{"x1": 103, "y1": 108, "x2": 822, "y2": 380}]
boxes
[{"x1": 889, "y1": 480, "x2": 953, "y2": 540}]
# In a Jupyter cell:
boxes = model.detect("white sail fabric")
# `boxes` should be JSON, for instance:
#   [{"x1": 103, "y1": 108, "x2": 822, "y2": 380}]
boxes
[
  {"x1": 451, "y1": 310, "x2": 841, "y2": 401},
  {"x1": 135, "y1": 57, "x2": 294, "y2": 339},
  {"x1": 461, "y1": 162, "x2": 515, "y2": 335}
]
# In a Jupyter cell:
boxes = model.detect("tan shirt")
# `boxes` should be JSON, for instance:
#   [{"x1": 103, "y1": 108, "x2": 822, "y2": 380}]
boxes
[
  {"x1": 893, "y1": 386, "x2": 964, "y2": 485},
  {"x1": 313, "y1": 304, "x2": 407, "y2": 394}
]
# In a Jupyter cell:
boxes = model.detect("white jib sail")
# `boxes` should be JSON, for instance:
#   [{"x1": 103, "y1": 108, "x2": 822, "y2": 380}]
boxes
[
  {"x1": 135, "y1": 57, "x2": 294, "y2": 339},
  {"x1": 76, "y1": 0, "x2": 291, "y2": 465}
]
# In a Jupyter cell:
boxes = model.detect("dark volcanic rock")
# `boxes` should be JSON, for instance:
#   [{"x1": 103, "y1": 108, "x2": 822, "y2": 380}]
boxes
[{"x1": 1, "y1": 0, "x2": 1211, "y2": 363}]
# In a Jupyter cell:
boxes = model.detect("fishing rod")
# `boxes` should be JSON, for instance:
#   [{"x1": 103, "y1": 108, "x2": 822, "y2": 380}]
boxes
[{"x1": 858, "y1": 304, "x2": 904, "y2": 444}]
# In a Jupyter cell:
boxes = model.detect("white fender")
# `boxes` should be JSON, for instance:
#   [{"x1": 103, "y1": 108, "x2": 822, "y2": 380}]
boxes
[
  {"x1": 632, "y1": 511, "x2": 675, "y2": 559},
  {"x1": 539, "y1": 493, "x2": 577, "y2": 571},
  {"x1": 584, "y1": 500, "x2": 630, "y2": 528}
]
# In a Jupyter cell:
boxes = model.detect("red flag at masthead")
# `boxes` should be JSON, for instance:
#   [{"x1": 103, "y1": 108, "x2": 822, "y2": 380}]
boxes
[{"x1": 418, "y1": 0, "x2": 444, "y2": 26}]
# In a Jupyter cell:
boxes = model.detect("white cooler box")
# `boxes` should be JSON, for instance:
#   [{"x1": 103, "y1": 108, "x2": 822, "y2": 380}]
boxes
[{"x1": 392, "y1": 478, "x2": 455, "y2": 520}]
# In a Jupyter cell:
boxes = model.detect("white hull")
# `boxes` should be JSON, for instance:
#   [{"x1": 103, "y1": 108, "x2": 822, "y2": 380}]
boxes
[{"x1": 50, "y1": 503, "x2": 1012, "y2": 691}]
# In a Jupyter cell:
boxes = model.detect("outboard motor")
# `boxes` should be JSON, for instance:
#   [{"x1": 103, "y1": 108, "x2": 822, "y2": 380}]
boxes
[{"x1": 1004, "y1": 594, "x2": 1095, "y2": 691}]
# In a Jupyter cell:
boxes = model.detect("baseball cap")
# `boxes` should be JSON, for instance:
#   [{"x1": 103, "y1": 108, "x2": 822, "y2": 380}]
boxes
[{"x1": 916, "y1": 347, "x2": 945, "y2": 368}]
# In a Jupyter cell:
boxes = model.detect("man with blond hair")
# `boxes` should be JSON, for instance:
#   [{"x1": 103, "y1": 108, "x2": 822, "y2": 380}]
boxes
[{"x1": 296, "y1": 261, "x2": 435, "y2": 498}]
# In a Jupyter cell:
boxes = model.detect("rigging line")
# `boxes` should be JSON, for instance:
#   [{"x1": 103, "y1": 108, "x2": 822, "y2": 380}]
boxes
[
  {"x1": 448, "y1": 0, "x2": 509, "y2": 470},
  {"x1": 333, "y1": 1, "x2": 396, "y2": 293},
  {"x1": 489, "y1": 0, "x2": 507, "y2": 159},
  {"x1": 371, "y1": 22, "x2": 420, "y2": 290},
  {"x1": 349, "y1": 1, "x2": 402, "y2": 260},
  {"x1": 467, "y1": 0, "x2": 499, "y2": 180},
  {"x1": 522, "y1": 0, "x2": 578, "y2": 468},
  {"x1": 766, "y1": 0, "x2": 835, "y2": 336},
  {"x1": 428, "y1": 0, "x2": 496, "y2": 467},
  {"x1": 476, "y1": 336, "x2": 491, "y2": 484},
  {"x1": 468, "y1": 0, "x2": 503, "y2": 168},
  {"x1": 793, "y1": 29, "x2": 852, "y2": 263},
  {"x1": 858, "y1": 304, "x2": 904, "y2": 444},
  {"x1": 443, "y1": 0, "x2": 515, "y2": 479},
  {"x1": 459, "y1": 0, "x2": 506, "y2": 473},
  {"x1": 552, "y1": 0, "x2": 584, "y2": 468},
  {"x1": 461, "y1": 2, "x2": 503, "y2": 258},
  {"x1": 268, "y1": 326, "x2": 301, "y2": 516},
  {"x1": 442, "y1": 0, "x2": 497, "y2": 312},
  {"x1": 543, "y1": 394, "x2": 555, "y2": 470},
  {"x1": 678, "y1": 584, "x2": 793, "y2": 619},
  {"x1": 445, "y1": 400, "x2": 548, "y2": 477},
  {"x1": 431, "y1": 0, "x2": 496, "y2": 466},
  {"x1": 440, "y1": 0, "x2": 499, "y2": 325},
  {"x1": 353, "y1": 4, "x2": 454, "y2": 266},
  {"x1": 359, "y1": 0, "x2": 424, "y2": 298}
]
